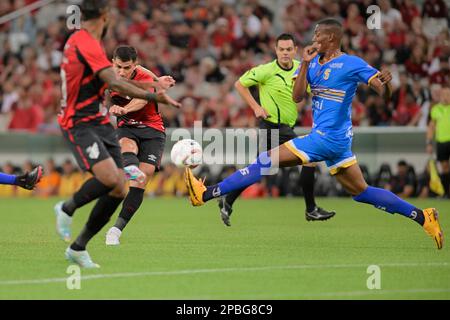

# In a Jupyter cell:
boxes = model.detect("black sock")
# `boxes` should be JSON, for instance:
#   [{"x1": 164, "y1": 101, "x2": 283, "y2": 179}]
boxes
[
  {"x1": 123, "y1": 152, "x2": 139, "y2": 167},
  {"x1": 114, "y1": 187, "x2": 145, "y2": 231},
  {"x1": 411, "y1": 208, "x2": 425, "y2": 226},
  {"x1": 62, "y1": 178, "x2": 113, "y2": 217},
  {"x1": 224, "y1": 188, "x2": 246, "y2": 206},
  {"x1": 300, "y1": 166, "x2": 316, "y2": 212},
  {"x1": 441, "y1": 173, "x2": 450, "y2": 197},
  {"x1": 71, "y1": 195, "x2": 123, "y2": 250},
  {"x1": 203, "y1": 185, "x2": 220, "y2": 202}
]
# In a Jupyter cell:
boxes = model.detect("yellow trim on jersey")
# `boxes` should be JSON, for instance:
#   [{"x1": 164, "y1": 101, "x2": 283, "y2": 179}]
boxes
[
  {"x1": 284, "y1": 141, "x2": 310, "y2": 164},
  {"x1": 315, "y1": 94, "x2": 344, "y2": 103},
  {"x1": 324, "y1": 90, "x2": 345, "y2": 97},
  {"x1": 367, "y1": 72, "x2": 380, "y2": 85},
  {"x1": 329, "y1": 158, "x2": 358, "y2": 175}
]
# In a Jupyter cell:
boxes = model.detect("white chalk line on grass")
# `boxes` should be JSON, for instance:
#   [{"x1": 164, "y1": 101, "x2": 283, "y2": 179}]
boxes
[
  {"x1": 0, "y1": 261, "x2": 448, "y2": 286},
  {"x1": 174, "y1": 288, "x2": 450, "y2": 300}
]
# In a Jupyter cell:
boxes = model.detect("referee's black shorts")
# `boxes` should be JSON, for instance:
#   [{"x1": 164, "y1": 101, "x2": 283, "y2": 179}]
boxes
[
  {"x1": 258, "y1": 119, "x2": 297, "y2": 153},
  {"x1": 437, "y1": 141, "x2": 450, "y2": 162}
]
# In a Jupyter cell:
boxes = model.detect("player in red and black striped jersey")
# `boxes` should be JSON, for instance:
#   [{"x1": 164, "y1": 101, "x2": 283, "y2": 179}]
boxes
[
  {"x1": 54, "y1": 0, "x2": 177, "y2": 268},
  {"x1": 104, "y1": 46, "x2": 181, "y2": 245}
]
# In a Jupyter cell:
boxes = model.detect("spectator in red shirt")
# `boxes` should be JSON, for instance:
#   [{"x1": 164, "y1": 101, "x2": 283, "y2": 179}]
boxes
[
  {"x1": 405, "y1": 46, "x2": 429, "y2": 78},
  {"x1": 393, "y1": 92, "x2": 422, "y2": 126},
  {"x1": 211, "y1": 18, "x2": 235, "y2": 49},
  {"x1": 430, "y1": 56, "x2": 450, "y2": 85},
  {"x1": 8, "y1": 88, "x2": 44, "y2": 132},
  {"x1": 398, "y1": 0, "x2": 420, "y2": 27}
]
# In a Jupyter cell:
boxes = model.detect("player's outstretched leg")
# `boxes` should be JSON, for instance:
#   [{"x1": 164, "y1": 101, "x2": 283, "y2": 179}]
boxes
[
  {"x1": 336, "y1": 164, "x2": 443, "y2": 250},
  {"x1": 1, "y1": 166, "x2": 43, "y2": 189},
  {"x1": 300, "y1": 165, "x2": 336, "y2": 221},
  {"x1": 106, "y1": 162, "x2": 154, "y2": 246},
  {"x1": 217, "y1": 188, "x2": 244, "y2": 227},
  {"x1": 68, "y1": 169, "x2": 126, "y2": 267},
  {"x1": 185, "y1": 146, "x2": 302, "y2": 206},
  {"x1": 54, "y1": 176, "x2": 114, "y2": 242}
]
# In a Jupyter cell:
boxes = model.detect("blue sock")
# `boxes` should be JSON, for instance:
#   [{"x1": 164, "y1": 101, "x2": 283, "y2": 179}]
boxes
[
  {"x1": 203, "y1": 152, "x2": 272, "y2": 202},
  {"x1": 353, "y1": 186, "x2": 424, "y2": 225},
  {"x1": 0, "y1": 172, "x2": 17, "y2": 185}
]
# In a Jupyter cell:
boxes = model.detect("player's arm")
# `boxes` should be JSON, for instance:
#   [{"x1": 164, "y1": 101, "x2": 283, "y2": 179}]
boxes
[
  {"x1": 99, "y1": 67, "x2": 180, "y2": 105},
  {"x1": 234, "y1": 80, "x2": 269, "y2": 120},
  {"x1": 99, "y1": 67, "x2": 160, "y2": 103},
  {"x1": 292, "y1": 43, "x2": 319, "y2": 103},
  {"x1": 368, "y1": 70, "x2": 393, "y2": 101},
  {"x1": 137, "y1": 65, "x2": 176, "y2": 90},
  {"x1": 110, "y1": 99, "x2": 147, "y2": 117}
]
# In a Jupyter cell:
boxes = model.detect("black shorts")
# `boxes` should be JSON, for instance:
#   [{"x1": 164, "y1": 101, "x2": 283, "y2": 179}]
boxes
[
  {"x1": 62, "y1": 123, "x2": 123, "y2": 172},
  {"x1": 437, "y1": 141, "x2": 450, "y2": 162},
  {"x1": 258, "y1": 120, "x2": 297, "y2": 152},
  {"x1": 117, "y1": 126, "x2": 166, "y2": 170}
]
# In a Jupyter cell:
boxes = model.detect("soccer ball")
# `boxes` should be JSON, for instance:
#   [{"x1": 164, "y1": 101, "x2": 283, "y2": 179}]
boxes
[{"x1": 170, "y1": 139, "x2": 203, "y2": 168}]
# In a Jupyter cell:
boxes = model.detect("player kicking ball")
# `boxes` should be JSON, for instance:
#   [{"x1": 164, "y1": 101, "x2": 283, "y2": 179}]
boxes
[
  {"x1": 105, "y1": 46, "x2": 181, "y2": 245},
  {"x1": 54, "y1": 0, "x2": 177, "y2": 268},
  {"x1": 0, "y1": 166, "x2": 43, "y2": 190},
  {"x1": 185, "y1": 18, "x2": 443, "y2": 250}
]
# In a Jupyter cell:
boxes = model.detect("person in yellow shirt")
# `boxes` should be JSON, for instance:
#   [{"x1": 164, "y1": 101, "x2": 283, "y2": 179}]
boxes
[
  {"x1": 59, "y1": 159, "x2": 85, "y2": 197},
  {"x1": 35, "y1": 159, "x2": 61, "y2": 198},
  {"x1": 427, "y1": 87, "x2": 450, "y2": 197}
]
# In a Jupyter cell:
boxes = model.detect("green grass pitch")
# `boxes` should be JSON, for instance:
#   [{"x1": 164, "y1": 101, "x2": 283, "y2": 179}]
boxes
[{"x1": 0, "y1": 197, "x2": 449, "y2": 299}]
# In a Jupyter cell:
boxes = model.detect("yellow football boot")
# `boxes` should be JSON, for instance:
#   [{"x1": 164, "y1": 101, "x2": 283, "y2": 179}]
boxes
[
  {"x1": 422, "y1": 208, "x2": 444, "y2": 250},
  {"x1": 184, "y1": 168, "x2": 206, "y2": 206}
]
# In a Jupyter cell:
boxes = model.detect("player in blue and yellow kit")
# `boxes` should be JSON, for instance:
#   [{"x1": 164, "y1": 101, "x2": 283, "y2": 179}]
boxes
[{"x1": 185, "y1": 19, "x2": 443, "y2": 250}]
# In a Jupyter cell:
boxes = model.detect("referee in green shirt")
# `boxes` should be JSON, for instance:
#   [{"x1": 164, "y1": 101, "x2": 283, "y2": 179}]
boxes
[
  {"x1": 427, "y1": 87, "x2": 450, "y2": 197},
  {"x1": 218, "y1": 33, "x2": 335, "y2": 226}
]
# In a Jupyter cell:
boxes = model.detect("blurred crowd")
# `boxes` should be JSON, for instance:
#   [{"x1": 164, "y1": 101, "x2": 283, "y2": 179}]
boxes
[{"x1": 0, "y1": 0, "x2": 449, "y2": 133}]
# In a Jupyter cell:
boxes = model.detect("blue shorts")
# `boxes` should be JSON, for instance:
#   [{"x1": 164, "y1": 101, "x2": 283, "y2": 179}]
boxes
[{"x1": 284, "y1": 130, "x2": 357, "y2": 175}]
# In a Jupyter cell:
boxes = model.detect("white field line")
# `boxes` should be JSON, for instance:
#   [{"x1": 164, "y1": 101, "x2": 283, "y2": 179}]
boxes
[
  {"x1": 0, "y1": 261, "x2": 449, "y2": 286},
  {"x1": 181, "y1": 288, "x2": 450, "y2": 300}
]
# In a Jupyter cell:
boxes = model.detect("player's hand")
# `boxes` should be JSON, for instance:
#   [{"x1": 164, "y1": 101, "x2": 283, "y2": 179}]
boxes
[
  {"x1": 302, "y1": 43, "x2": 321, "y2": 62},
  {"x1": 157, "y1": 76, "x2": 176, "y2": 90},
  {"x1": 110, "y1": 105, "x2": 127, "y2": 116},
  {"x1": 426, "y1": 144, "x2": 433, "y2": 155},
  {"x1": 157, "y1": 91, "x2": 182, "y2": 108},
  {"x1": 378, "y1": 70, "x2": 392, "y2": 85},
  {"x1": 254, "y1": 107, "x2": 270, "y2": 120}
]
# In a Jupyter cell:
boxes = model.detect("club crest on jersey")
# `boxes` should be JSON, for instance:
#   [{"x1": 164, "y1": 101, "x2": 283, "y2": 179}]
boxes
[
  {"x1": 87, "y1": 142, "x2": 100, "y2": 160},
  {"x1": 323, "y1": 68, "x2": 331, "y2": 80}
]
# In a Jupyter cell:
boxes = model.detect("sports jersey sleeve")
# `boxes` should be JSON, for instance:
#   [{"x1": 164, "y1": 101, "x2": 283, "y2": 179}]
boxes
[
  {"x1": 351, "y1": 56, "x2": 379, "y2": 85},
  {"x1": 239, "y1": 64, "x2": 270, "y2": 87},
  {"x1": 77, "y1": 36, "x2": 112, "y2": 74}
]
